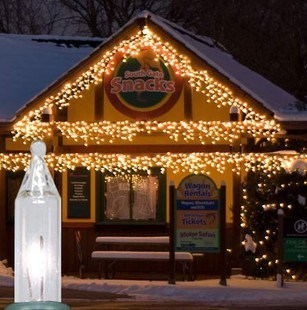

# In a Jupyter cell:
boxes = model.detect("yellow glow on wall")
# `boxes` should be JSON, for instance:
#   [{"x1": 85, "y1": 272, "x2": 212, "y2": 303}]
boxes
[{"x1": 12, "y1": 26, "x2": 278, "y2": 143}]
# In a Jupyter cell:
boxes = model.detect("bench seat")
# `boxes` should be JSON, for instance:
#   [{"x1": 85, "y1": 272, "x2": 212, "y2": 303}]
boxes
[
  {"x1": 92, "y1": 251, "x2": 193, "y2": 260},
  {"x1": 95, "y1": 236, "x2": 169, "y2": 244},
  {"x1": 91, "y1": 250, "x2": 194, "y2": 280}
]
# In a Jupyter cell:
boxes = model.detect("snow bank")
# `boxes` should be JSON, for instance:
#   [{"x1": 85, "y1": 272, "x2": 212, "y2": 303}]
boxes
[
  {"x1": 0, "y1": 259, "x2": 14, "y2": 286},
  {"x1": 1, "y1": 260, "x2": 307, "y2": 306},
  {"x1": 60, "y1": 275, "x2": 307, "y2": 305}
]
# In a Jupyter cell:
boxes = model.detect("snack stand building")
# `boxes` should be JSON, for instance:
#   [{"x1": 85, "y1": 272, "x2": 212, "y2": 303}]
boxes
[{"x1": 0, "y1": 12, "x2": 306, "y2": 274}]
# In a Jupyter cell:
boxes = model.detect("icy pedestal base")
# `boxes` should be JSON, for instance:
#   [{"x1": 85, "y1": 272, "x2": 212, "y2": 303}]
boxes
[{"x1": 5, "y1": 301, "x2": 70, "y2": 309}]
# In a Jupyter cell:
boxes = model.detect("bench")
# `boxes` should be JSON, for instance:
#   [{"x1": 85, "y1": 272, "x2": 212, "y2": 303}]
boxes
[
  {"x1": 91, "y1": 250, "x2": 194, "y2": 281},
  {"x1": 95, "y1": 236, "x2": 169, "y2": 245}
]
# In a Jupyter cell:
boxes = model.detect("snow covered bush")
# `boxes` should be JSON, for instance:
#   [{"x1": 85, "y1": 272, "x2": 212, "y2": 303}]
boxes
[{"x1": 241, "y1": 167, "x2": 307, "y2": 279}]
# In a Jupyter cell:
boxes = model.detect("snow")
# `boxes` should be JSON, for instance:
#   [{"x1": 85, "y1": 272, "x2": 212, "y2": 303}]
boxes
[
  {"x1": 0, "y1": 260, "x2": 13, "y2": 287},
  {"x1": 0, "y1": 34, "x2": 98, "y2": 121},
  {"x1": 0, "y1": 11, "x2": 306, "y2": 122},
  {"x1": 289, "y1": 159, "x2": 307, "y2": 174},
  {"x1": 149, "y1": 13, "x2": 305, "y2": 121},
  {"x1": 96, "y1": 236, "x2": 169, "y2": 244},
  {"x1": 61, "y1": 277, "x2": 307, "y2": 305},
  {"x1": 1, "y1": 259, "x2": 307, "y2": 306},
  {"x1": 243, "y1": 234, "x2": 257, "y2": 253},
  {"x1": 91, "y1": 251, "x2": 192, "y2": 260}
]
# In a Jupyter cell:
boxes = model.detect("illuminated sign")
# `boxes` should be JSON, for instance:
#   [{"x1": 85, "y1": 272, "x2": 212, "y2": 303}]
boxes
[
  {"x1": 105, "y1": 48, "x2": 183, "y2": 119},
  {"x1": 176, "y1": 174, "x2": 220, "y2": 253}
]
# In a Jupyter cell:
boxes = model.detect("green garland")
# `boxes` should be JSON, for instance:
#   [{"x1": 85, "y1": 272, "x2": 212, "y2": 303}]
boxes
[{"x1": 241, "y1": 167, "x2": 307, "y2": 279}]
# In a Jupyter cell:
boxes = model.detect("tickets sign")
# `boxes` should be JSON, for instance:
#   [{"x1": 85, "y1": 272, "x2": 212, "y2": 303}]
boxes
[
  {"x1": 105, "y1": 48, "x2": 183, "y2": 119},
  {"x1": 175, "y1": 174, "x2": 220, "y2": 252}
]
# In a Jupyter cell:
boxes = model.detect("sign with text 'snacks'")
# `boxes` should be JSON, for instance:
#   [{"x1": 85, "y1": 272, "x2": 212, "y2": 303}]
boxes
[
  {"x1": 104, "y1": 48, "x2": 183, "y2": 119},
  {"x1": 175, "y1": 174, "x2": 220, "y2": 252}
]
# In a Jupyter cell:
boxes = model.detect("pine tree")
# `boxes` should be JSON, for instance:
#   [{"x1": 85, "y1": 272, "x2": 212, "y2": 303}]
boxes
[{"x1": 241, "y1": 167, "x2": 307, "y2": 279}]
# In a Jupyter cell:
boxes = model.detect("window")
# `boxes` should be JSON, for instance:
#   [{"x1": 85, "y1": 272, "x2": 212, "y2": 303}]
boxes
[
  {"x1": 96, "y1": 168, "x2": 166, "y2": 224},
  {"x1": 6, "y1": 171, "x2": 25, "y2": 224}
]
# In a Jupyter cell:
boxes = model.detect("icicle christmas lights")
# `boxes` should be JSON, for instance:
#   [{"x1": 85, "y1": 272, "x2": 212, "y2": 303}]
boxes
[
  {"x1": 12, "y1": 26, "x2": 279, "y2": 141},
  {"x1": 13, "y1": 120, "x2": 279, "y2": 145},
  {"x1": 0, "y1": 152, "x2": 305, "y2": 175}
]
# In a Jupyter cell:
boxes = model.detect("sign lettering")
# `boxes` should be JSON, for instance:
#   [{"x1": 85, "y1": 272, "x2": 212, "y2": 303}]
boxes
[
  {"x1": 175, "y1": 174, "x2": 220, "y2": 253},
  {"x1": 105, "y1": 48, "x2": 183, "y2": 119}
]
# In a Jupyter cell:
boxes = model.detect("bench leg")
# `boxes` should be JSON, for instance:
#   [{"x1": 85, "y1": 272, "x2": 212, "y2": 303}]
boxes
[
  {"x1": 181, "y1": 261, "x2": 194, "y2": 281},
  {"x1": 98, "y1": 261, "x2": 102, "y2": 279},
  {"x1": 104, "y1": 260, "x2": 116, "y2": 279},
  {"x1": 79, "y1": 264, "x2": 85, "y2": 279},
  {"x1": 104, "y1": 260, "x2": 109, "y2": 279},
  {"x1": 188, "y1": 261, "x2": 194, "y2": 281},
  {"x1": 182, "y1": 262, "x2": 187, "y2": 281}
]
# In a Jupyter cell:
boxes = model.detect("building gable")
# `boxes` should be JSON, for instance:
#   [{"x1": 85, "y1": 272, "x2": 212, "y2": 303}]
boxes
[{"x1": 0, "y1": 11, "x2": 304, "y2": 176}]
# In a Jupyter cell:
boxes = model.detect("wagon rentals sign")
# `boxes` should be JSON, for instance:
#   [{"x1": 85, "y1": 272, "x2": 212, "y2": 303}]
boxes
[{"x1": 175, "y1": 174, "x2": 220, "y2": 253}]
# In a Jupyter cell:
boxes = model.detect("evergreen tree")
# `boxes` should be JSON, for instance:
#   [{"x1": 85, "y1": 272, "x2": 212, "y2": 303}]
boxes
[{"x1": 241, "y1": 166, "x2": 307, "y2": 279}]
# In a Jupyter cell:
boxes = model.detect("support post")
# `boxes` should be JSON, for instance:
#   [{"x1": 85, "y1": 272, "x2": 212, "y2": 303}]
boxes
[
  {"x1": 232, "y1": 172, "x2": 241, "y2": 266},
  {"x1": 229, "y1": 105, "x2": 241, "y2": 267},
  {"x1": 169, "y1": 181, "x2": 176, "y2": 285},
  {"x1": 277, "y1": 209, "x2": 284, "y2": 288},
  {"x1": 219, "y1": 181, "x2": 227, "y2": 286}
]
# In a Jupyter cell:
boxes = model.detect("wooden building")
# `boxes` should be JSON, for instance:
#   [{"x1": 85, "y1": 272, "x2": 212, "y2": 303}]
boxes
[{"x1": 0, "y1": 11, "x2": 306, "y2": 275}]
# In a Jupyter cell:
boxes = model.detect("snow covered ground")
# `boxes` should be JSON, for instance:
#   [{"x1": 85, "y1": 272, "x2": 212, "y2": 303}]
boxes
[{"x1": 1, "y1": 260, "x2": 307, "y2": 306}]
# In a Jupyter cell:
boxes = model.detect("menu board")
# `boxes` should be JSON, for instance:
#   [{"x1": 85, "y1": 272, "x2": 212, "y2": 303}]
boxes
[{"x1": 68, "y1": 167, "x2": 90, "y2": 218}]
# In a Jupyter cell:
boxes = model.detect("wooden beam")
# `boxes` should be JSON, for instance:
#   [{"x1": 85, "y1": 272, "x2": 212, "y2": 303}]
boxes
[
  {"x1": 94, "y1": 82, "x2": 104, "y2": 121},
  {"x1": 184, "y1": 78, "x2": 192, "y2": 120}
]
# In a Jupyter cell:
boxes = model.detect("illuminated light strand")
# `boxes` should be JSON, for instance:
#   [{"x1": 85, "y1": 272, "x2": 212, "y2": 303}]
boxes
[
  {"x1": 0, "y1": 152, "x2": 305, "y2": 175},
  {"x1": 13, "y1": 26, "x2": 276, "y2": 140},
  {"x1": 240, "y1": 174, "x2": 307, "y2": 274},
  {"x1": 12, "y1": 120, "x2": 280, "y2": 144}
]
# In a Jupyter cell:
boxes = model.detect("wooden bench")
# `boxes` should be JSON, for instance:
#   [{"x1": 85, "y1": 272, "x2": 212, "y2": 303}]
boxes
[
  {"x1": 95, "y1": 236, "x2": 169, "y2": 245},
  {"x1": 91, "y1": 250, "x2": 194, "y2": 281}
]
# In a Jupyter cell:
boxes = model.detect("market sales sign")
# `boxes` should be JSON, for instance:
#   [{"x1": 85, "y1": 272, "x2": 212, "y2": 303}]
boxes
[
  {"x1": 105, "y1": 48, "x2": 183, "y2": 119},
  {"x1": 175, "y1": 174, "x2": 220, "y2": 252}
]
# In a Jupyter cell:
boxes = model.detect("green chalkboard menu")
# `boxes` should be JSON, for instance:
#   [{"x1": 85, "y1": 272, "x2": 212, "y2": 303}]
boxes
[{"x1": 68, "y1": 167, "x2": 91, "y2": 218}]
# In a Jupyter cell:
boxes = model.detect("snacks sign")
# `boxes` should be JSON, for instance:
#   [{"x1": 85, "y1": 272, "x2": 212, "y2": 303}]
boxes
[{"x1": 105, "y1": 48, "x2": 183, "y2": 119}]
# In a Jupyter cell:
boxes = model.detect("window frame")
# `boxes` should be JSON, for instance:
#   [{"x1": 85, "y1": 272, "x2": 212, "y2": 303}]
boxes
[{"x1": 95, "y1": 167, "x2": 166, "y2": 225}]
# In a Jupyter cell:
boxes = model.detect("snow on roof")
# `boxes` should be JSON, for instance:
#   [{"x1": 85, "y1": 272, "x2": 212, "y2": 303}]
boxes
[
  {"x1": 0, "y1": 11, "x2": 306, "y2": 122},
  {"x1": 0, "y1": 33, "x2": 101, "y2": 121},
  {"x1": 147, "y1": 12, "x2": 306, "y2": 122}
]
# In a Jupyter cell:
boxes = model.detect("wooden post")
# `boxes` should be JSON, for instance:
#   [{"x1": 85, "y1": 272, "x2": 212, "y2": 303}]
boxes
[
  {"x1": 219, "y1": 181, "x2": 227, "y2": 286},
  {"x1": 232, "y1": 172, "x2": 241, "y2": 266},
  {"x1": 169, "y1": 180, "x2": 176, "y2": 285},
  {"x1": 230, "y1": 105, "x2": 241, "y2": 267},
  {"x1": 277, "y1": 208, "x2": 284, "y2": 287},
  {"x1": 94, "y1": 82, "x2": 104, "y2": 121},
  {"x1": 184, "y1": 78, "x2": 192, "y2": 120}
]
